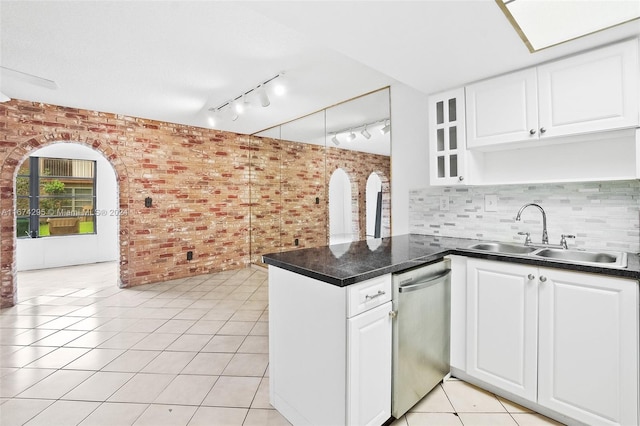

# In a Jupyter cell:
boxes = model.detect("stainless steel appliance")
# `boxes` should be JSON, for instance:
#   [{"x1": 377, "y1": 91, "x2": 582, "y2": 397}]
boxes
[{"x1": 391, "y1": 259, "x2": 451, "y2": 418}]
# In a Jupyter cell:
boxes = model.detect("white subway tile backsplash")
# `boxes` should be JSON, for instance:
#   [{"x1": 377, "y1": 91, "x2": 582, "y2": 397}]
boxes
[{"x1": 409, "y1": 180, "x2": 640, "y2": 253}]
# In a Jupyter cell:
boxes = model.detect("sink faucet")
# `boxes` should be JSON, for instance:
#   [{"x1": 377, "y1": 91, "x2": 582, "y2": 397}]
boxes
[{"x1": 515, "y1": 203, "x2": 548, "y2": 244}]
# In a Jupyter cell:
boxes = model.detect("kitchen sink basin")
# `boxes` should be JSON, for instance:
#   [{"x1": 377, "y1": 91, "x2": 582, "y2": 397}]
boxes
[
  {"x1": 465, "y1": 242, "x2": 628, "y2": 269},
  {"x1": 466, "y1": 242, "x2": 538, "y2": 255},
  {"x1": 534, "y1": 248, "x2": 627, "y2": 268}
]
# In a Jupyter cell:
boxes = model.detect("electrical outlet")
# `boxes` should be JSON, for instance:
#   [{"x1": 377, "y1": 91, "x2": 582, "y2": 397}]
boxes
[
  {"x1": 485, "y1": 194, "x2": 498, "y2": 212},
  {"x1": 439, "y1": 196, "x2": 449, "y2": 211}
]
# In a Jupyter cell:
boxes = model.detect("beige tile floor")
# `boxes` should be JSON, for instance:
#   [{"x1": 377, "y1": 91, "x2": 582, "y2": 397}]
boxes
[{"x1": 0, "y1": 262, "x2": 564, "y2": 426}]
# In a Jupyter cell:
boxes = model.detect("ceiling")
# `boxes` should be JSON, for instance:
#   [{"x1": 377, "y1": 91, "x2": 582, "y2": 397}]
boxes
[{"x1": 1, "y1": 1, "x2": 639, "y2": 138}]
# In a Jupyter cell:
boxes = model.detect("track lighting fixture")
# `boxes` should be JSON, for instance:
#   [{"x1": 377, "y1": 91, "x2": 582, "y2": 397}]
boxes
[
  {"x1": 380, "y1": 120, "x2": 391, "y2": 135},
  {"x1": 331, "y1": 134, "x2": 340, "y2": 146},
  {"x1": 207, "y1": 72, "x2": 286, "y2": 126},
  {"x1": 229, "y1": 100, "x2": 239, "y2": 121},
  {"x1": 256, "y1": 85, "x2": 270, "y2": 107},
  {"x1": 329, "y1": 118, "x2": 390, "y2": 144}
]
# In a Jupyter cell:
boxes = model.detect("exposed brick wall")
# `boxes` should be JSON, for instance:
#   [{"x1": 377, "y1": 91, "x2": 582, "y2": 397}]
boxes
[
  {"x1": 0, "y1": 100, "x2": 391, "y2": 307},
  {"x1": 326, "y1": 146, "x2": 391, "y2": 240},
  {"x1": 0, "y1": 100, "x2": 250, "y2": 307}
]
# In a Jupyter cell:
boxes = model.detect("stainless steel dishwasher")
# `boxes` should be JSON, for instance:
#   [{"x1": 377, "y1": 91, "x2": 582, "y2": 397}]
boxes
[{"x1": 391, "y1": 259, "x2": 451, "y2": 418}]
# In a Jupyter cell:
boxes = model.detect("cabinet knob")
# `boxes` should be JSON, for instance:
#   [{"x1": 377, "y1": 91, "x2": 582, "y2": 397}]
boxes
[
  {"x1": 527, "y1": 274, "x2": 535, "y2": 280},
  {"x1": 529, "y1": 129, "x2": 536, "y2": 135},
  {"x1": 389, "y1": 310, "x2": 397, "y2": 319},
  {"x1": 539, "y1": 276, "x2": 547, "y2": 283},
  {"x1": 458, "y1": 176, "x2": 464, "y2": 182},
  {"x1": 539, "y1": 127, "x2": 547, "y2": 134}
]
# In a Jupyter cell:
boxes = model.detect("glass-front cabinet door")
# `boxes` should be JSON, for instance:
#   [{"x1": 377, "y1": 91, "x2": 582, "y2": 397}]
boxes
[{"x1": 429, "y1": 88, "x2": 466, "y2": 186}]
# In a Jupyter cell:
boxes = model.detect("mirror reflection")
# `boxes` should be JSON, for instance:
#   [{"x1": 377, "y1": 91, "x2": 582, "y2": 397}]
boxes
[
  {"x1": 252, "y1": 87, "x2": 390, "y2": 263},
  {"x1": 326, "y1": 88, "x2": 391, "y2": 245}
]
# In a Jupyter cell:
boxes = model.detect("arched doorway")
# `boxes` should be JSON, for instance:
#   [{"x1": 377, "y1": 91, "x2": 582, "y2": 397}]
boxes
[
  {"x1": 15, "y1": 143, "x2": 119, "y2": 271},
  {"x1": 366, "y1": 171, "x2": 391, "y2": 239},
  {"x1": 0, "y1": 136, "x2": 130, "y2": 308},
  {"x1": 329, "y1": 168, "x2": 358, "y2": 245},
  {"x1": 366, "y1": 172, "x2": 382, "y2": 239}
]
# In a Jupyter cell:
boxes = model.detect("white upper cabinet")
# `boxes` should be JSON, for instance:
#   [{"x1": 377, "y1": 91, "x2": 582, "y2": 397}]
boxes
[
  {"x1": 466, "y1": 68, "x2": 539, "y2": 148},
  {"x1": 465, "y1": 38, "x2": 639, "y2": 150},
  {"x1": 428, "y1": 88, "x2": 467, "y2": 186},
  {"x1": 538, "y1": 38, "x2": 639, "y2": 138}
]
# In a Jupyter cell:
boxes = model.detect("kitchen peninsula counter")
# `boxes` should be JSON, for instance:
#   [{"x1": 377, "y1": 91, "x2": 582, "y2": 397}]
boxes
[{"x1": 261, "y1": 234, "x2": 640, "y2": 284}]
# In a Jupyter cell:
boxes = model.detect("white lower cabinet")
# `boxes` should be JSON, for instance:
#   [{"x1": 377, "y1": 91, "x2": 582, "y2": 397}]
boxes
[
  {"x1": 537, "y1": 268, "x2": 639, "y2": 426},
  {"x1": 464, "y1": 258, "x2": 638, "y2": 426},
  {"x1": 466, "y1": 260, "x2": 538, "y2": 402},
  {"x1": 269, "y1": 266, "x2": 392, "y2": 426},
  {"x1": 348, "y1": 302, "x2": 392, "y2": 426}
]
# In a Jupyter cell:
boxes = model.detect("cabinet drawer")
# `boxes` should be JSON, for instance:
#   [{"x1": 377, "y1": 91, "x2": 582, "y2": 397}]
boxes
[{"x1": 347, "y1": 274, "x2": 392, "y2": 317}]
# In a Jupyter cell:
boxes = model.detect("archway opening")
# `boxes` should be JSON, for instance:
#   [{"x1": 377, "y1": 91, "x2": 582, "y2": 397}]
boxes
[
  {"x1": 366, "y1": 172, "x2": 383, "y2": 239},
  {"x1": 329, "y1": 168, "x2": 358, "y2": 245},
  {"x1": 13, "y1": 142, "x2": 120, "y2": 299}
]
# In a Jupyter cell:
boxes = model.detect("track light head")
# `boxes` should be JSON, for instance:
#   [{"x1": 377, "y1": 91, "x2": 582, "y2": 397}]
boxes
[
  {"x1": 257, "y1": 85, "x2": 270, "y2": 107},
  {"x1": 331, "y1": 134, "x2": 340, "y2": 146},
  {"x1": 346, "y1": 131, "x2": 356, "y2": 142},
  {"x1": 380, "y1": 120, "x2": 391, "y2": 135},
  {"x1": 361, "y1": 127, "x2": 371, "y2": 140},
  {"x1": 227, "y1": 101, "x2": 239, "y2": 121},
  {"x1": 241, "y1": 93, "x2": 252, "y2": 111}
]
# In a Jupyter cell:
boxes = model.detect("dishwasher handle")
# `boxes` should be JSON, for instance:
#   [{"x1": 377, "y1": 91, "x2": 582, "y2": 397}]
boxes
[{"x1": 398, "y1": 269, "x2": 451, "y2": 293}]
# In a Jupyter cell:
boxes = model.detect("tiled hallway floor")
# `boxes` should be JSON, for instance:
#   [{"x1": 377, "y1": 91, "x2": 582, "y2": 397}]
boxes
[{"x1": 1, "y1": 262, "x2": 563, "y2": 426}]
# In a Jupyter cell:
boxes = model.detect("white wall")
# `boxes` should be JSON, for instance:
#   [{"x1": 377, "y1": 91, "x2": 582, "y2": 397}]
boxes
[
  {"x1": 16, "y1": 142, "x2": 119, "y2": 271},
  {"x1": 390, "y1": 82, "x2": 430, "y2": 235}
]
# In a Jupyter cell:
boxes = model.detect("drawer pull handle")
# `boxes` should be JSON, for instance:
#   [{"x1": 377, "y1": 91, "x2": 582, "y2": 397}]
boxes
[{"x1": 365, "y1": 290, "x2": 386, "y2": 301}]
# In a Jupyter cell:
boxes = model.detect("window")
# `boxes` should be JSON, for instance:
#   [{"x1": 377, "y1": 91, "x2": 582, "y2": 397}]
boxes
[{"x1": 16, "y1": 157, "x2": 96, "y2": 238}]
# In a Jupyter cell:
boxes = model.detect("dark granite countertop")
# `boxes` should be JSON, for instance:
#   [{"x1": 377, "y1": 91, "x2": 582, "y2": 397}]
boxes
[{"x1": 262, "y1": 234, "x2": 640, "y2": 286}]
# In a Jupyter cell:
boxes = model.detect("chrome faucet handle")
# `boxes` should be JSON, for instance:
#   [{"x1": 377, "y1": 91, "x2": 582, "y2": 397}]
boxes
[
  {"x1": 560, "y1": 234, "x2": 576, "y2": 249},
  {"x1": 517, "y1": 231, "x2": 531, "y2": 245}
]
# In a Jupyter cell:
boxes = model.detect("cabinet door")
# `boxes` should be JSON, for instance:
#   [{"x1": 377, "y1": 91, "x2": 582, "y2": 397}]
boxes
[
  {"x1": 466, "y1": 68, "x2": 539, "y2": 148},
  {"x1": 538, "y1": 269, "x2": 639, "y2": 426},
  {"x1": 466, "y1": 259, "x2": 538, "y2": 401},
  {"x1": 537, "y1": 38, "x2": 639, "y2": 139},
  {"x1": 347, "y1": 301, "x2": 392, "y2": 426},
  {"x1": 429, "y1": 88, "x2": 467, "y2": 185}
]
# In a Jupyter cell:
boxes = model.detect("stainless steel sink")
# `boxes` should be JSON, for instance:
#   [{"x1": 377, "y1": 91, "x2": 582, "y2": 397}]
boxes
[
  {"x1": 466, "y1": 242, "x2": 538, "y2": 255},
  {"x1": 534, "y1": 248, "x2": 627, "y2": 268},
  {"x1": 465, "y1": 241, "x2": 628, "y2": 269}
]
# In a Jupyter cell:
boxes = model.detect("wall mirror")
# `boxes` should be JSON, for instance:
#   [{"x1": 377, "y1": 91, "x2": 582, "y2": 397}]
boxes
[
  {"x1": 252, "y1": 87, "x2": 391, "y2": 263},
  {"x1": 325, "y1": 88, "x2": 391, "y2": 245}
]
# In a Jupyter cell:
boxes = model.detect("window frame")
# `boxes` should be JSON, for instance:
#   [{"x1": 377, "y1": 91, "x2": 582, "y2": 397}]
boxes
[{"x1": 16, "y1": 156, "x2": 97, "y2": 238}]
